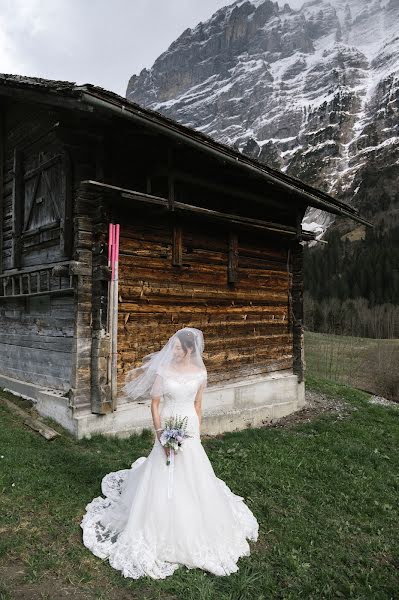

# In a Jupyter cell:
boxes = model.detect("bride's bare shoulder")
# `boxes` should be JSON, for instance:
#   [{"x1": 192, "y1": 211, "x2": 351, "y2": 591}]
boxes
[
  {"x1": 191, "y1": 366, "x2": 207, "y2": 376},
  {"x1": 162, "y1": 366, "x2": 206, "y2": 376}
]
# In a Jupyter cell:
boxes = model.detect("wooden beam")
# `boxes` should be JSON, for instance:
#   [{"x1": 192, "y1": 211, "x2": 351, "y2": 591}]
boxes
[
  {"x1": 289, "y1": 241, "x2": 304, "y2": 383},
  {"x1": 11, "y1": 148, "x2": 23, "y2": 269},
  {"x1": 62, "y1": 150, "x2": 74, "y2": 258},
  {"x1": 228, "y1": 232, "x2": 238, "y2": 284},
  {"x1": 296, "y1": 209, "x2": 304, "y2": 241},
  {"x1": 168, "y1": 148, "x2": 175, "y2": 210},
  {"x1": 0, "y1": 259, "x2": 73, "y2": 278},
  {"x1": 23, "y1": 153, "x2": 63, "y2": 180},
  {"x1": 172, "y1": 219, "x2": 183, "y2": 267},
  {"x1": 81, "y1": 180, "x2": 298, "y2": 236},
  {"x1": 0, "y1": 397, "x2": 60, "y2": 440},
  {"x1": 173, "y1": 200, "x2": 297, "y2": 236}
]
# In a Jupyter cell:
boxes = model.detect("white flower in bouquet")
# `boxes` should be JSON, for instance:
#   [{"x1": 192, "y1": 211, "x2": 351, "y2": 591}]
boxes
[{"x1": 159, "y1": 415, "x2": 193, "y2": 465}]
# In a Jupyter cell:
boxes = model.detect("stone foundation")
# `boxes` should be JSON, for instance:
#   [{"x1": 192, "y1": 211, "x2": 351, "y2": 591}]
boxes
[{"x1": 0, "y1": 371, "x2": 305, "y2": 439}]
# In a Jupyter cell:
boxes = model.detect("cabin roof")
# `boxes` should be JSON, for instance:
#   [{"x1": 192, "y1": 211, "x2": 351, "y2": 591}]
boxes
[{"x1": 0, "y1": 72, "x2": 373, "y2": 228}]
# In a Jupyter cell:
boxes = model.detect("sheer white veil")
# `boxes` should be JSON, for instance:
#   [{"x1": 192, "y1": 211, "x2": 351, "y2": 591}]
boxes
[{"x1": 122, "y1": 327, "x2": 207, "y2": 402}]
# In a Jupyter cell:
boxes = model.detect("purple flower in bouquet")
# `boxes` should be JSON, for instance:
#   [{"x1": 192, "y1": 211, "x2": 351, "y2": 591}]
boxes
[{"x1": 159, "y1": 415, "x2": 193, "y2": 465}]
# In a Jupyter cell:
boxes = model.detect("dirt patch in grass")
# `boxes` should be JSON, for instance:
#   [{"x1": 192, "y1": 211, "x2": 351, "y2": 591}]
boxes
[
  {"x1": 0, "y1": 557, "x2": 143, "y2": 600},
  {"x1": 0, "y1": 558, "x2": 86, "y2": 600},
  {"x1": 268, "y1": 388, "x2": 354, "y2": 430}
]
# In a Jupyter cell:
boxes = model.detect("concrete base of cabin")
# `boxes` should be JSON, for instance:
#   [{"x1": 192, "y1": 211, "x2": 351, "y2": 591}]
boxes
[
  {"x1": 0, "y1": 370, "x2": 305, "y2": 440},
  {"x1": 0, "y1": 373, "x2": 75, "y2": 432}
]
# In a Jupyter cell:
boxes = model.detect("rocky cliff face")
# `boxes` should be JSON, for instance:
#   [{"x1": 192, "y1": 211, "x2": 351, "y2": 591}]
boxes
[{"x1": 126, "y1": 0, "x2": 399, "y2": 238}]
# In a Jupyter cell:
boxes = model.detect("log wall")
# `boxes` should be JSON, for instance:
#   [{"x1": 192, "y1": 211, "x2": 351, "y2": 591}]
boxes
[
  {"x1": 117, "y1": 213, "x2": 293, "y2": 391},
  {"x1": 0, "y1": 102, "x2": 107, "y2": 400},
  {"x1": 0, "y1": 102, "x2": 77, "y2": 391},
  {"x1": 289, "y1": 241, "x2": 305, "y2": 383},
  {"x1": 0, "y1": 294, "x2": 74, "y2": 389}
]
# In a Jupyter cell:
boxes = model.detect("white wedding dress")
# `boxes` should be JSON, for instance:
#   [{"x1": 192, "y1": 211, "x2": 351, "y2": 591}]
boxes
[{"x1": 80, "y1": 369, "x2": 259, "y2": 579}]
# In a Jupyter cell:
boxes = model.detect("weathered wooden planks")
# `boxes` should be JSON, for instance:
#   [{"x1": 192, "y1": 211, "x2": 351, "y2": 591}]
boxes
[
  {"x1": 0, "y1": 293, "x2": 74, "y2": 390},
  {"x1": 117, "y1": 213, "x2": 293, "y2": 389},
  {"x1": 2, "y1": 103, "x2": 73, "y2": 272},
  {"x1": 118, "y1": 282, "x2": 288, "y2": 304},
  {"x1": 69, "y1": 187, "x2": 112, "y2": 415},
  {"x1": 288, "y1": 240, "x2": 305, "y2": 383},
  {"x1": 1, "y1": 397, "x2": 60, "y2": 440}
]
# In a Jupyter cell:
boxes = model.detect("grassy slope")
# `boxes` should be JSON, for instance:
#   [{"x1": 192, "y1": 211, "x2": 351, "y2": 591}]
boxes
[
  {"x1": 0, "y1": 378, "x2": 398, "y2": 600},
  {"x1": 304, "y1": 330, "x2": 399, "y2": 398}
]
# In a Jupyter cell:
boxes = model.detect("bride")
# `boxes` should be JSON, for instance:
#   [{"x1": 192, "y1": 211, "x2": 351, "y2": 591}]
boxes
[{"x1": 80, "y1": 327, "x2": 259, "y2": 579}]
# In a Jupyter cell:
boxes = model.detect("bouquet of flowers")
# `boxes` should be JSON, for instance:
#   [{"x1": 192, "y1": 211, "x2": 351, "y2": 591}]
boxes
[{"x1": 159, "y1": 415, "x2": 193, "y2": 465}]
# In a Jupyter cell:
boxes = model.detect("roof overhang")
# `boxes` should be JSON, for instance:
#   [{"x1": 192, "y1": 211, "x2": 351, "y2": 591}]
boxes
[
  {"x1": 0, "y1": 74, "x2": 373, "y2": 229},
  {"x1": 76, "y1": 88, "x2": 373, "y2": 229},
  {"x1": 80, "y1": 179, "x2": 317, "y2": 241}
]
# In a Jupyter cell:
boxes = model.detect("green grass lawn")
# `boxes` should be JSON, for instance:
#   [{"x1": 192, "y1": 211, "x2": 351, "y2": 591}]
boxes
[
  {"x1": 304, "y1": 330, "x2": 399, "y2": 400},
  {"x1": 0, "y1": 378, "x2": 398, "y2": 600}
]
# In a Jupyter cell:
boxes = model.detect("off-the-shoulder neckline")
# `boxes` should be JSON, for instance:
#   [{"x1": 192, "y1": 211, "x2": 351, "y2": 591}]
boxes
[{"x1": 161, "y1": 367, "x2": 206, "y2": 378}]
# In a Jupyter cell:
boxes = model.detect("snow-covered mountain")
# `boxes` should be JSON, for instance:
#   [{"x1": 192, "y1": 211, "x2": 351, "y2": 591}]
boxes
[{"x1": 126, "y1": 0, "x2": 399, "y2": 238}]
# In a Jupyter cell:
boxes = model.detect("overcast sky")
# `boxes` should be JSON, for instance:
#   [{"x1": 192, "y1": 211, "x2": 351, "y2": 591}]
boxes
[{"x1": 0, "y1": 0, "x2": 305, "y2": 97}]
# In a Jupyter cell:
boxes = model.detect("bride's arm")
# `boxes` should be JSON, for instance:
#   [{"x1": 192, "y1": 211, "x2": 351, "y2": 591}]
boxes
[
  {"x1": 151, "y1": 375, "x2": 163, "y2": 441},
  {"x1": 151, "y1": 376, "x2": 170, "y2": 457},
  {"x1": 194, "y1": 383, "x2": 206, "y2": 432},
  {"x1": 151, "y1": 396, "x2": 162, "y2": 440}
]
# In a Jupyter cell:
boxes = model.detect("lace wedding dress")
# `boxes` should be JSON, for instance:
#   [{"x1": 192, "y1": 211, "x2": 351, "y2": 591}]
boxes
[{"x1": 80, "y1": 369, "x2": 259, "y2": 579}]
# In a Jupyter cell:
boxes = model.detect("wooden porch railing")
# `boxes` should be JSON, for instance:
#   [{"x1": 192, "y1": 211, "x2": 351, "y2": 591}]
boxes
[{"x1": 0, "y1": 261, "x2": 75, "y2": 299}]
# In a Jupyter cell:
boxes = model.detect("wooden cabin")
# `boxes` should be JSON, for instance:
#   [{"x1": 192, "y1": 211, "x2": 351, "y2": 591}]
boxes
[{"x1": 0, "y1": 74, "x2": 372, "y2": 438}]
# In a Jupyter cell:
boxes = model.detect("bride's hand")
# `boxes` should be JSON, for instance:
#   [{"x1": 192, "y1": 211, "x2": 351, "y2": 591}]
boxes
[{"x1": 156, "y1": 431, "x2": 170, "y2": 458}]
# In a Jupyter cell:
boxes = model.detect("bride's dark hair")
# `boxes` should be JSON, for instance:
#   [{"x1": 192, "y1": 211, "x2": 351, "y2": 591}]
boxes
[{"x1": 176, "y1": 329, "x2": 196, "y2": 354}]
